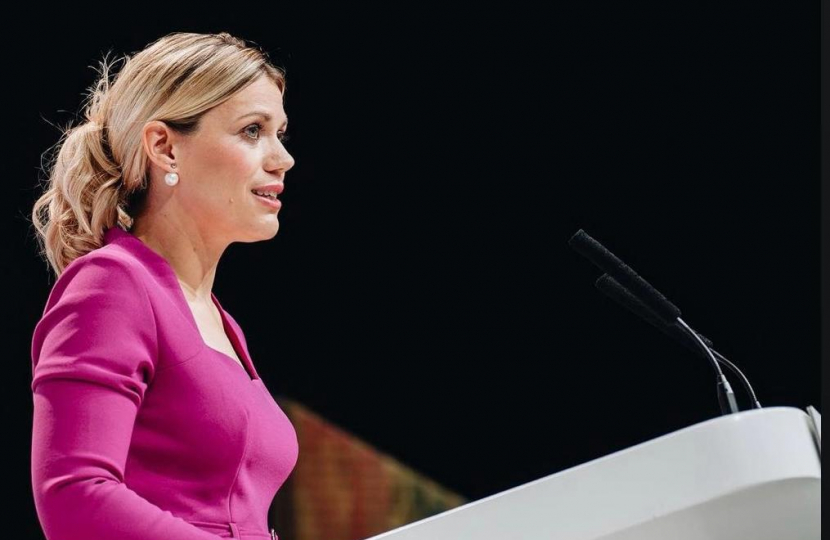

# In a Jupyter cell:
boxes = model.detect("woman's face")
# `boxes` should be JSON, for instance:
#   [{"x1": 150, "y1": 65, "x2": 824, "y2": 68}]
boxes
[{"x1": 170, "y1": 75, "x2": 295, "y2": 243}]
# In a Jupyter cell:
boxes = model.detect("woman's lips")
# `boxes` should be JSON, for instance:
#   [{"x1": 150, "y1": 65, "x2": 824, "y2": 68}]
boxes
[{"x1": 252, "y1": 191, "x2": 282, "y2": 209}]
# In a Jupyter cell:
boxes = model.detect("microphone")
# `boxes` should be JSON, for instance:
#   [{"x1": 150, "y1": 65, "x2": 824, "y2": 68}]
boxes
[
  {"x1": 568, "y1": 229, "x2": 681, "y2": 325},
  {"x1": 595, "y1": 273, "x2": 761, "y2": 409},
  {"x1": 568, "y1": 229, "x2": 740, "y2": 415}
]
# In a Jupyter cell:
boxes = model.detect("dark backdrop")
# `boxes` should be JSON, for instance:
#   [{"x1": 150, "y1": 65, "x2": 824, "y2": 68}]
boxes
[{"x1": 6, "y1": 4, "x2": 822, "y2": 537}]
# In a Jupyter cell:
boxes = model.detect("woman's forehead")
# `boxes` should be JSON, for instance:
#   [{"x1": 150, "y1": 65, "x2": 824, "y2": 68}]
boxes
[{"x1": 223, "y1": 78, "x2": 286, "y2": 121}]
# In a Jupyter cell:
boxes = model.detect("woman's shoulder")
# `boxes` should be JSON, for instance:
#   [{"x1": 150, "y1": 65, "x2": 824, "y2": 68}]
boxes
[
  {"x1": 32, "y1": 244, "x2": 160, "y2": 389},
  {"x1": 63, "y1": 241, "x2": 149, "y2": 280},
  {"x1": 42, "y1": 244, "x2": 153, "y2": 317}
]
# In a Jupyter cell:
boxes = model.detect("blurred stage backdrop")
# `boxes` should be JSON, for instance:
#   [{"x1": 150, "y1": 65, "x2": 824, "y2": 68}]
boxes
[{"x1": 272, "y1": 398, "x2": 466, "y2": 540}]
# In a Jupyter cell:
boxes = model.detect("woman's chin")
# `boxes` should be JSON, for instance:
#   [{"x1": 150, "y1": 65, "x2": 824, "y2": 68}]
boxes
[
  {"x1": 260, "y1": 221, "x2": 280, "y2": 239},
  {"x1": 239, "y1": 221, "x2": 279, "y2": 242}
]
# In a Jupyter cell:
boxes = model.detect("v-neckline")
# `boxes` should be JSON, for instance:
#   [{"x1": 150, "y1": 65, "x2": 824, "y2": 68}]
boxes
[
  {"x1": 103, "y1": 226, "x2": 259, "y2": 382},
  {"x1": 206, "y1": 291, "x2": 258, "y2": 382}
]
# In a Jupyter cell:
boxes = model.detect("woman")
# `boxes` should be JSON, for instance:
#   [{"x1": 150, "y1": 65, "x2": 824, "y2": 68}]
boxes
[{"x1": 29, "y1": 31, "x2": 298, "y2": 539}]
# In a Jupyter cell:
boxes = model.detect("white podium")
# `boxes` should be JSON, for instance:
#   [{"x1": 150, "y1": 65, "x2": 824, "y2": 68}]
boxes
[{"x1": 365, "y1": 406, "x2": 821, "y2": 540}]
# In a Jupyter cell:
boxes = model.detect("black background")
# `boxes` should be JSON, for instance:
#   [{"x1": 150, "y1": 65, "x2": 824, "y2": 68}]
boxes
[{"x1": 6, "y1": 4, "x2": 823, "y2": 537}]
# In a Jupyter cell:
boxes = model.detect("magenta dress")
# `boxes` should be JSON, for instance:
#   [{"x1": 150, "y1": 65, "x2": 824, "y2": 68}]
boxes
[{"x1": 30, "y1": 226, "x2": 299, "y2": 539}]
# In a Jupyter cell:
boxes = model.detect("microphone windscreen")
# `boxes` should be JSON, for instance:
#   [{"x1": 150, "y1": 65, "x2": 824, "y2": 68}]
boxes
[
  {"x1": 595, "y1": 273, "x2": 713, "y2": 351},
  {"x1": 569, "y1": 229, "x2": 682, "y2": 324}
]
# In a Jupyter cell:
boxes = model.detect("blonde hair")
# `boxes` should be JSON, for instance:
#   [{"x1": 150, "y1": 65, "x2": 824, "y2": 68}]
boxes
[{"x1": 31, "y1": 31, "x2": 286, "y2": 277}]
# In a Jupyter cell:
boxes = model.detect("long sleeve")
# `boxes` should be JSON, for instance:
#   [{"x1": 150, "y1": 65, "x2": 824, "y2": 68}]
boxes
[{"x1": 30, "y1": 255, "x2": 221, "y2": 540}]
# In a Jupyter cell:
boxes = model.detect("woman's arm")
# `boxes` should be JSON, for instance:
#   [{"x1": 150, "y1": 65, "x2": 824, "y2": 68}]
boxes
[{"x1": 31, "y1": 255, "x2": 221, "y2": 540}]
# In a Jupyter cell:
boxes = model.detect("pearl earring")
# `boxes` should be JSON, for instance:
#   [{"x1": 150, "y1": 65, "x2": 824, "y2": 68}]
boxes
[{"x1": 164, "y1": 163, "x2": 179, "y2": 186}]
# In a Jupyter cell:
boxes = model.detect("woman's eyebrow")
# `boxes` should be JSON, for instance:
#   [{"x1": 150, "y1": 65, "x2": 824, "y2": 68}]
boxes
[{"x1": 235, "y1": 111, "x2": 288, "y2": 128}]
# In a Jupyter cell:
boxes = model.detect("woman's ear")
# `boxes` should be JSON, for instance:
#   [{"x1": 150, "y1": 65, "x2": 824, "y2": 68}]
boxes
[{"x1": 142, "y1": 120, "x2": 178, "y2": 171}]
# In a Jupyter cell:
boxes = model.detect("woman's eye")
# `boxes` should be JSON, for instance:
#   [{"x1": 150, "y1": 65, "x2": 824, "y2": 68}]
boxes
[
  {"x1": 243, "y1": 123, "x2": 263, "y2": 140},
  {"x1": 243, "y1": 123, "x2": 290, "y2": 144}
]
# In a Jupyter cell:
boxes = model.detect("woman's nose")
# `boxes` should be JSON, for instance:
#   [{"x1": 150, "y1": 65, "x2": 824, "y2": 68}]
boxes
[
  {"x1": 280, "y1": 149, "x2": 296, "y2": 172},
  {"x1": 269, "y1": 142, "x2": 295, "y2": 173}
]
